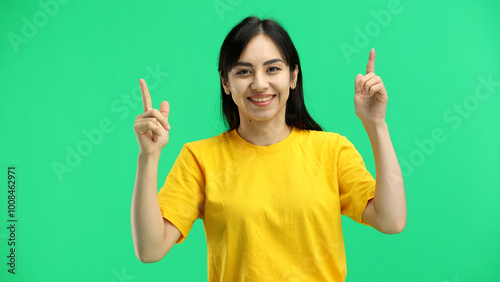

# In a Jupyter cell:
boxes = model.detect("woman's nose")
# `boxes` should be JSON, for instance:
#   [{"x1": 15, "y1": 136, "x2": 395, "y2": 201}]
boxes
[{"x1": 251, "y1": 71, "x2": 269, "y2": 91}]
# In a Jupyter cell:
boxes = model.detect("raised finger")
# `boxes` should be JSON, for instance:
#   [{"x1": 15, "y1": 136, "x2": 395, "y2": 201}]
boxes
[
  {"x1": 140, "y1": 78, "x2": 152, "y2": 113},
  {"x1": 366, "y1": 48, "x2": 376, "y2": 74}
]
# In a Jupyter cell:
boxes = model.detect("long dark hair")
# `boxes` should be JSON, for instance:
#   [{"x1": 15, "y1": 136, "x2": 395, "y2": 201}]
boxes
[{"x1": 218, "y1": 16, "x2": 323, "y2": 131}]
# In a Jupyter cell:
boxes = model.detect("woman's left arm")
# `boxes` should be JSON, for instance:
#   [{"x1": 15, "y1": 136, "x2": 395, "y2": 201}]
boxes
[{"x1": 355, "y1": 48, "x2": 406, "y2": 234}]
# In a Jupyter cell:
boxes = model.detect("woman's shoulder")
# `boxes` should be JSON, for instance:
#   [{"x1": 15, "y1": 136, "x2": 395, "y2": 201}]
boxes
[
  {"x1": 296, "y1": 128, "x2": 346, "y2": 144},
  {"x1": 183, "y1": 130, "x2": 234, "y2": 151},
  {"x1": 296, "y1": 128, "x2": 359, "y2": 159}
]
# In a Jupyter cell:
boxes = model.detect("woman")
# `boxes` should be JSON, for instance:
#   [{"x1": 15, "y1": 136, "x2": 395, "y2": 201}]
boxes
[{"x1": 131, "y1": 16, "x2": 406, "y2": 281}]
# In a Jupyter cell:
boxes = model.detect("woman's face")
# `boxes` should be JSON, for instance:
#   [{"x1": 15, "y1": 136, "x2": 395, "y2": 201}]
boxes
[{"x1": 222, "y1": 34, "x2": 298, "y2": 126}]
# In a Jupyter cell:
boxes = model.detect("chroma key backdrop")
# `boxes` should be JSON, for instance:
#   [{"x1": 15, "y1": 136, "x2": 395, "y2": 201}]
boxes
[{"x1": 1, "y1": 0, "x2": 499, "y2": 281}]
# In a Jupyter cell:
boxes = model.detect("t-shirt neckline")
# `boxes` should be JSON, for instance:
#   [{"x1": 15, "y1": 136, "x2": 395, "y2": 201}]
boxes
[{"x1": 227, "y1": 126, "x2": 299, "y2": 155}]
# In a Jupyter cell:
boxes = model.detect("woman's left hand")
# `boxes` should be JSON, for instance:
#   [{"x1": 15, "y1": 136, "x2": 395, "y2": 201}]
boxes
[{"x1": 354, "y1": 48, "x2": 388, "y2": 126}]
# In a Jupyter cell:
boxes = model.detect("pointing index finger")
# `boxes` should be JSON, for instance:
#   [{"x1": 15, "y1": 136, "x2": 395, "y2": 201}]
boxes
[
  {"x1": 366, "y1": 48, "x2": 376, "y2": 74},
  {"x1": 140, "y1": 78, "x2": 152, "y2": 112}
]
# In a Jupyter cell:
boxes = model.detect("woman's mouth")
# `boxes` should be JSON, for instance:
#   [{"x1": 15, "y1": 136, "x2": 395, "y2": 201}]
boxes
[{"x1": 248, "y1": 95, "x2": 275, "y2": 107}]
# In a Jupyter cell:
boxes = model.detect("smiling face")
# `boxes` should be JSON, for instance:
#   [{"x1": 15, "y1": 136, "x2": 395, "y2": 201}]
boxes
[{"x1": 221, "y1": 34, "x2": 298, "y2": 127}]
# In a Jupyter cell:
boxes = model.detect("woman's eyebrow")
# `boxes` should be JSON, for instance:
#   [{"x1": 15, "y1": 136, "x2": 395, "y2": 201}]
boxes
[{"x1": 235, "y1": 58, "x2": 284, "y2": 67}]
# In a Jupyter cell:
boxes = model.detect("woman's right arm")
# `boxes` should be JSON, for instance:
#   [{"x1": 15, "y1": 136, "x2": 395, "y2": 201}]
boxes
[
  {"x1": 131, "y1": 153, "x2": 181, "y2": 263},
  {"x1": 131, "y1": 79, "x2": 181, "y2": 263}
]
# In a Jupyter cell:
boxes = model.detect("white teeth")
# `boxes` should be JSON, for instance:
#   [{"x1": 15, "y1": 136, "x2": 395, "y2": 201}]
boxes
[{"x1": 250, "y1": 96, "x2": 273, "y2": 102}]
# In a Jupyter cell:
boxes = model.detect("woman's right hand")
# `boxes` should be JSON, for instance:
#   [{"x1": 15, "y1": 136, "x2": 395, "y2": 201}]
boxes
[{"x1": 133, "y1": 78, "x2": 171, "y2": 156}]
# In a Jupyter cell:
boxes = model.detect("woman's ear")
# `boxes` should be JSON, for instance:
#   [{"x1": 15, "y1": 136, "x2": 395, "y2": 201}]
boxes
[
  {"x1": 290, "y1": 64, "x2": 299, "y2": 89},
  {"x1": 220, "y1": 71, "x2": 231, "y2": 95}
]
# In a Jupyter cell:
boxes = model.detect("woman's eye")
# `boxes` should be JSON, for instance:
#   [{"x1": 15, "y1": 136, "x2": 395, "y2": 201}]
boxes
[
  {"x1": 268, "y1": 67, "x2": 280, "y2": 72},
  {"x1": 236, "y1": 69, "x2": 250, "y2": 75}
]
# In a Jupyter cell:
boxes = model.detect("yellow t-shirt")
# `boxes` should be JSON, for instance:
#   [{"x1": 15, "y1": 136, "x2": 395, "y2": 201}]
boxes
[{"x1": 157, "y1": 126, "x2": 376, "y2": 281}]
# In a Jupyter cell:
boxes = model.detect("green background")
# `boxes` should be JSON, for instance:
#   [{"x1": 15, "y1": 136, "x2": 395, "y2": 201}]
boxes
[{"x1": 1, "y1": 0, "x2": 499, "y2": 281}]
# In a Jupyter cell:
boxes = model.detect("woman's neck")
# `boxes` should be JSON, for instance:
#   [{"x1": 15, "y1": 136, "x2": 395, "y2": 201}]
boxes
[{"x1": 237, "y1": 118, "x2": 292, "y2": 146}]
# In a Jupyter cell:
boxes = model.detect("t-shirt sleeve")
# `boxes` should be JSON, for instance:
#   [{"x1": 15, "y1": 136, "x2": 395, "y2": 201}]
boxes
[
  {"x1": 157, "y1": 144, "x2": 205, "y2": 244},
  {"x1": 336, "y1": 136, "x2": 376, "y2": 226}
]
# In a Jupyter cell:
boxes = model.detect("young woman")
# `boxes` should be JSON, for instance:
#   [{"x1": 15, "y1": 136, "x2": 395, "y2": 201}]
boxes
[{"x1": 131, "y1": 16, "x2": 406, "y2": 281}]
